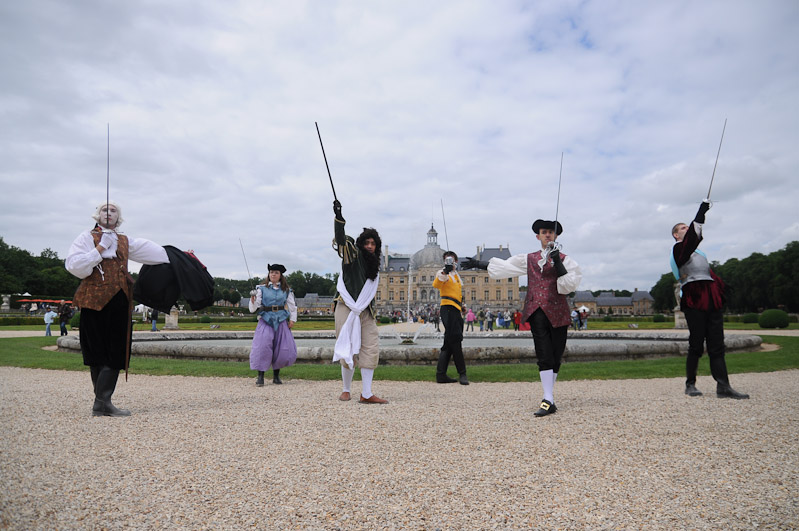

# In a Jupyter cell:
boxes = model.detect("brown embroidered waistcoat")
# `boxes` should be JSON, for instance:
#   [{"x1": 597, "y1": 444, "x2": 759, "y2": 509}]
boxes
[
  {"x1": 73, "y1": 230, "x2": 132, "y2": 311},
  {"x1": 521, "y1": 250, "x2": 571, "y2": 328}
]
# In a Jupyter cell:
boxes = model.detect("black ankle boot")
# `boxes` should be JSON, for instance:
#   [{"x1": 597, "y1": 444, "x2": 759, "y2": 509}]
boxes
[
  {"x1": 256, "y1": 371, "x2": 264, "y2": 387},
  {"x1": 272, "y1": 369, "x2": 282, "y2": 385},
  {"x1": 459, "y1": 373, "x2": 469, "y2": 385},
  {"x1": 685, "y1": 383, "x2": 702, "y2": 396},
  {"x1": 436, "y1": 349, "x2": 455, "y2": 383},
  {"x1": 92, "y1": 366, "x2": 131, "y2": 417},
  {"x1": 717, "y1": 384, "x2": 749, "y2": 399}
]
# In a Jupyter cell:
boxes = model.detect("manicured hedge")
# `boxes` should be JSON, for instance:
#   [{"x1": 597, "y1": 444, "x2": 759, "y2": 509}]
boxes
[
  {"x1": 759, "y1": 309, "x2": 790, "y2": 329},
  {"x1": 742, "y1": 313, "x2": 759, "y2": 324}
]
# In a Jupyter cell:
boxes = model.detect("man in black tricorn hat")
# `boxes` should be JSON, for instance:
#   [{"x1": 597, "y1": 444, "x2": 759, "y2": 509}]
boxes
[{"x1": 462, "y1": 219, "x2": 581, "y2": 417}]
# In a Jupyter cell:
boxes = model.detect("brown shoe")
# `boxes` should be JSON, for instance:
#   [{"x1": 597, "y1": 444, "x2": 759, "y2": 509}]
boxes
[
  {"x1": 359, "y1": 394, "x2": 388, "y2": 404},
  {"x1": 338, "y1": 392, "x2": 351, "y2": 401}
]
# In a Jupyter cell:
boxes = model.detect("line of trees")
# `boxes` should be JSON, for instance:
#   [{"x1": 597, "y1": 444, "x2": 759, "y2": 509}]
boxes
[
  {"x1": 213, "y1": 271, "x2": 338, "y2": 304},
  {"x1": 0, "y1": 237, "x2": 80, "y2": 297},
  {"x1": 651, "y1": 241, "x2": 799, "y2": 313}
]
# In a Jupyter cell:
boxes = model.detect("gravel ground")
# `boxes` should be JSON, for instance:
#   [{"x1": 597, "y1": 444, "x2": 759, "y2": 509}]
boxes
[{"x1": 1, "y1": 367, "x2": 797, "y2": 530}]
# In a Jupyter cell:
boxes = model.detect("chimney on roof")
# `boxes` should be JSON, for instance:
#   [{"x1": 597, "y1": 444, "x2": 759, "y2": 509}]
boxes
[
  {"x1": 476, "y1": 245, "x2": 480, "y2": 259},
  {"x1": 634, "y1": 287, "x2": 638, "y2": 292}
]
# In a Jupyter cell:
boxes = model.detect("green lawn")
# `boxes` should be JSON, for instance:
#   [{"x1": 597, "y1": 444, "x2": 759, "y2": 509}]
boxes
[{"x1": 1, "y1": 335, "x2": 797, "y2": 383}]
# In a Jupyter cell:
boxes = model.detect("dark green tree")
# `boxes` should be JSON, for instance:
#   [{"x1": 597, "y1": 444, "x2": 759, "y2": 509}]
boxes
[{"x1": 650, "y1": 272, "x2": 677, "y2": 312}]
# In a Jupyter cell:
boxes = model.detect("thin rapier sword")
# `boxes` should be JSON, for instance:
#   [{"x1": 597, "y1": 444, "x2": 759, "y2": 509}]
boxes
[
  {"x1": 239, "y1": 238, "x2": 255, "y2": 291},
  {"x1": 554, "y1": 152, "x2": 563, "y2": 232},
  {"x1": 440, "y1": 199, "x2": 450, "y2": 251},
  {"x1": 706, "y1": 118, "x2": 727, "y2": 201},
  {"x1": 315, "y1": 122, "x2": 338, "y2": 201},
  {"x1": 106, "y1": 124, "x2": 110, "y2": 228}
]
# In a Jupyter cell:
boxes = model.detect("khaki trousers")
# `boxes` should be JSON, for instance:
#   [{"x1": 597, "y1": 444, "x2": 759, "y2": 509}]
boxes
[{"x1": 334, "y1": 303, "x2": 380, "y2": 370}]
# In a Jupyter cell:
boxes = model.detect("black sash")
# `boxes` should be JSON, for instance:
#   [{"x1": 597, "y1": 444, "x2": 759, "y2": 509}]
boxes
[{"x1": 441, "y1": 296, "x2": 462, "y2": 309}]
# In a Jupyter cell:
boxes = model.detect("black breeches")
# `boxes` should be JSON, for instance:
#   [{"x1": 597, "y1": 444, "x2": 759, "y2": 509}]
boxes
[
  {"x1": 79, "y1": 291, "x2": 131, "y2": 370},
  {"x1": 683, "y1": 307, "x2": 728, "y2": 386},
  {"x1": 528, "y1": 309, "x2": 568, "y2": 372}
]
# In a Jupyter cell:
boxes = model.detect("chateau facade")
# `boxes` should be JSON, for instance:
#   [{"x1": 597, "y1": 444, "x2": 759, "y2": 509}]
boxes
[
  {"x1": 571, "y1": 289, "x2": 655, "y2": 316},
  {"x1": 375, "y1": 225, "x2": 520, "y2": 316}
]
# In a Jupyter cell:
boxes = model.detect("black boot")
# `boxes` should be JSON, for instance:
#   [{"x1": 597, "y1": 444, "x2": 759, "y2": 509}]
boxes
[
  {"x1": 272, "y1": 369, "x2": 282, "y2": 385},
  {"x1": 436, "y1": 349, "x2": 456, "y2": 383},
  {"x1": 92, "y1": 366, "x2": 131, "y2": 417},
  {"x1": 717, "y1": 384, "x2": 749, "y2": 399},
  {"x1": 459, "y1": 373, "x2": 469, "y2": 385},
  {"x1": 90, "y1": 366, "x2": 101, "y2": 393},
  {"x1": 685, "y1": 383, "x2": 703, "y2": 396},
  {"x1": 256, "y1": 371, "x2": 264, "y2": 387}
]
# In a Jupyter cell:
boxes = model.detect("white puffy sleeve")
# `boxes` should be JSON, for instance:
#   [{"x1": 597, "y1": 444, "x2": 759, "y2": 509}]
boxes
[
  {"x1": 249, "y1": 286, "x2": 263, "y2": 314},
  {"x1": 128, "y1": 237, "x2": 169, "y2": 265},
  {"x1": 487, "y1": 253, "x2": 527, "y2": 279},
  {"x1": 286, "y1": 291, "x2": 297, "y2": 322},
  {"x1": 557, "y1": 255, "x2": 582, "y2": 295},
  {"x1": 65, "y1": 232, "x2": 103, "y2": 279}
]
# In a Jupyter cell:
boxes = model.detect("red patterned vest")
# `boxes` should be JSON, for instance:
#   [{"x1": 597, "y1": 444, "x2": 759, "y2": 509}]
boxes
[
  {"x1": 522, "y1": 250, "x2": 571, "y2": 328},
  {"x1": 72, "y1": 229, "x2": 132, "y2": 311}
]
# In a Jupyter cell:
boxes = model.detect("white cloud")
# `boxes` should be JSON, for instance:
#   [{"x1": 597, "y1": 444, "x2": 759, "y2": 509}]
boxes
[{"x1": 1, "y1": 0, "x2": 798, "y2": 296}]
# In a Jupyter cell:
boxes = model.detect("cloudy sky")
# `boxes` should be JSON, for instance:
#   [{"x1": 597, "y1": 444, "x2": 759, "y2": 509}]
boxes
[{"x1": 2, "y1": 0, "x2": 797, "y2": 292}]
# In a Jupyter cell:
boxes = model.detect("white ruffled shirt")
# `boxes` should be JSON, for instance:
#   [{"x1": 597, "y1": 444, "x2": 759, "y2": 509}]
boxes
[
  {"x1": 488, "y1": 251, "x2": 582, "y2": 295},
  {"x1": 65, "y1": 229, "x2": 169, "y2": 279}
]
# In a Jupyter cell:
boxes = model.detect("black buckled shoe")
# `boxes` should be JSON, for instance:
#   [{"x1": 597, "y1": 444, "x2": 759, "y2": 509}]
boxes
[
  {"x1": 534, "y1": 399, "x2": 557, "y2": 417},
  {"x1": 685, "y1": 384, "x2": 703, "y2": 396},
  {"x1": 717, "y1": 384, "x2": 749, "y2": 399}
]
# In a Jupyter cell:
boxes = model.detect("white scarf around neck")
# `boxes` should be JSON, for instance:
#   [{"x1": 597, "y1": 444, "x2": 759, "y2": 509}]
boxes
[{"x1": 333, "y1": 273, "x2": 379, "y2": 369}]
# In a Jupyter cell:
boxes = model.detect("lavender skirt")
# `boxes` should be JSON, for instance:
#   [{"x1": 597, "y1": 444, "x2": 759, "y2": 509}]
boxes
[{"x1": 249, "y1": 319, "x2": 297, "y2": 371}]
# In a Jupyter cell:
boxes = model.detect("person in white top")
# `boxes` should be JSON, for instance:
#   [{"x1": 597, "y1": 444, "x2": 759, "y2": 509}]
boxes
[
  {"x1": 248, "y1": 264, "x2": 298, "y2": 386},
  {"x1": 43, "y1": 308, "x2": 58, "y2": 336},
  {"x1": 65, "y1": 201, "x2": 169, "y2": 417}
]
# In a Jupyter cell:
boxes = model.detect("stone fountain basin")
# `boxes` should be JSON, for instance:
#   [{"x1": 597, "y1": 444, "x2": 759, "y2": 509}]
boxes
[{"x1": 56, "y1": 331, "x2": 763, "y2": 365}]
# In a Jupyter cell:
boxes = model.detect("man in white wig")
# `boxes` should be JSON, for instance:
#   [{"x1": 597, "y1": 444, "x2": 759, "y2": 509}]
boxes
[{"x1": 66, "y1": 201, "x2": 169, "y2": 416}]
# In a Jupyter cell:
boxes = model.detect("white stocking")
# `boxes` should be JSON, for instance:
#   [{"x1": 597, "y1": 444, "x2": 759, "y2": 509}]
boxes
[
  {"x1": 341, "y1": 366, "x2": 354, "y2": 393},
  {"x1": 361, "y1": 368, "x2": 374, "y2": 399},
  {"x1": 540, "y1": 369, "x2": 555, "y2": 403}
]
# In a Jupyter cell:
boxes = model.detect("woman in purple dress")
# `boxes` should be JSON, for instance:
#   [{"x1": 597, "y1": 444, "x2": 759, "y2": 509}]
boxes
[{"x1": 248, "y1": 264, "x2": 298, "y2": 386}]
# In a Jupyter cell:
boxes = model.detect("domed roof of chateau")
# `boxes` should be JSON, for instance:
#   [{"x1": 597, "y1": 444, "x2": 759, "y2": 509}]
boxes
[{"x1": 410, "y1": 224, "x2": 445, "y2": 268}]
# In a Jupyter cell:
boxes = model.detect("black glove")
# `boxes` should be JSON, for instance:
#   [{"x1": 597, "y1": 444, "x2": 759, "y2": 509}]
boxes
[
  {"x1": 333, "y1": 200, "x2": 344, "y2": 220},
  {"x1": 460, "y1": 258, "x2": 489, "y2": 270},
  {"x1": 550, "y1": 250, "x2": 567, "y2": 277},
  {"x1": 695, "y1": 200, "x2": 711, "y2": 224},
  {"x1": 443, "y1": 264, "x2": 454, "y2": 274}
]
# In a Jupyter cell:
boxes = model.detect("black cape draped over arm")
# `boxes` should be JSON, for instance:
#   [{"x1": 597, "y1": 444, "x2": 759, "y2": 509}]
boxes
[{"x1": 133, "y1": 245, "x2": 215, "y2": 313}]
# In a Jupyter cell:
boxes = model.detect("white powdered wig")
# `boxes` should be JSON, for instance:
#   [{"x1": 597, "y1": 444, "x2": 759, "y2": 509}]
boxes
[{"x1": 91, "y1": 201, "x2": 124, "y2": 228}]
